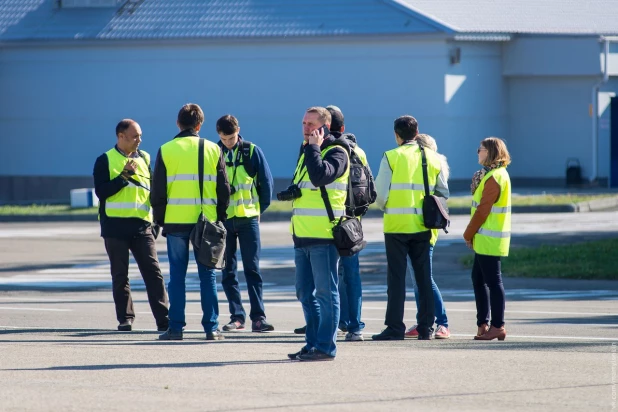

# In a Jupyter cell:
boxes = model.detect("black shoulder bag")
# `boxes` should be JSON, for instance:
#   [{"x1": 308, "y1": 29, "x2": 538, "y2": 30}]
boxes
[
  {"x1": 418, "y1": 141, "x2": 450, "y2": 233},
  {"x1": 190, "y1": 139, "x2": 227, "y2": 269},
  {"x1": 320, "y1": 149, "x2": 367, "y2": 256}
]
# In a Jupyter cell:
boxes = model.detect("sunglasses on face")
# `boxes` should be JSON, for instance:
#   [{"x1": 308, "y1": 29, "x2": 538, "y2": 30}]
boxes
[{"x1": 477, "y1": 147, "x2": 488, "y2": 154}]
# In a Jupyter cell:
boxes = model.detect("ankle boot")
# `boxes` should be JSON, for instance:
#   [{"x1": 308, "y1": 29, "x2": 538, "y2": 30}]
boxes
[
  {"x1": 475, "y1": 325, "x2": 506, "y2": 341},
  {"x1": 475, "y1": 323, "x2": 489, "y2": 338}
]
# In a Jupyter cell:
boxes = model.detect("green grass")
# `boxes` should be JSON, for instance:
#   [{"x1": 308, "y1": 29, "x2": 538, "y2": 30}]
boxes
[
  {"x1": 0, "y1": 193, "x2": 614, "y2": 216},
  {"x1": 460, "y1": 239, "x2": 618, "y2": 280},
  {"x1": 446, "y1": 193, "x2": 615, "y2": 209}
]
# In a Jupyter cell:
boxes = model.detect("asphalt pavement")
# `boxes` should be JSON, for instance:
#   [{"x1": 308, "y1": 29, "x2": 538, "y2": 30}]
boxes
[{"x1": 0, "y1": 212, "x2": 617, "y2": 411}]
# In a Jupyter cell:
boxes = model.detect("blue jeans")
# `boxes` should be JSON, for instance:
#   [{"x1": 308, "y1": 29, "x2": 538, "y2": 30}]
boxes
[
  {"x1": 295, "y1": 244, "x2": 340, "y2": 357},
  {"x1": 221, "y1": 217, "x2": 265, "y2": 323},
  {"x1": 166, "y1": 231, "x2": 219, "y2": 333},
  {"x1": 408, "y1": 246, "x2": 448, "y2": 327},
  {"x1": 338, "y1": 254, "x2": 365, "y2": 333}
]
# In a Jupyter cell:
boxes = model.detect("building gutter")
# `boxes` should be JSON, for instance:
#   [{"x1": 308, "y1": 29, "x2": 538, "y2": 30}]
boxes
[{"x1": 591, "y1": 37, "x2": 610, "y2": 183}]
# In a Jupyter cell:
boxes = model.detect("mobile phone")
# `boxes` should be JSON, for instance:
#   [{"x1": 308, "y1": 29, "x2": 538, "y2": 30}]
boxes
[{"x1": 321, "y1": 124, "x2": 330, "y2": 136}]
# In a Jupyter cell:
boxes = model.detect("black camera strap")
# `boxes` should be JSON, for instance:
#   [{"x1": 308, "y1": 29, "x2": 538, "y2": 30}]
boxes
[
  {"x1": 417, "y1": 140, "x2": 431, "y2": 197},
  {"x1": 198, "y1": 138, "x2": 205, "y2": 217}
]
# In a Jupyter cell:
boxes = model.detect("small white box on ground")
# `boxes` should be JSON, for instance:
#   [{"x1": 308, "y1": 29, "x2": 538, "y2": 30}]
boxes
[{"x1": 70, "y1": 188, "x2": 99, "y2": 208}]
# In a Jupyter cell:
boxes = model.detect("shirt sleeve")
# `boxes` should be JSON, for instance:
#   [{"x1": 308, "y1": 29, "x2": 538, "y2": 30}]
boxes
[
  {"x1": 434, "y1": 169, "x2": 450, "y2": 199},
  {"x1": 216, "y1": 150, "x2": 231, "y2": 222},
  {"x1": 304, "y1": 144, "x2": 349, "y2": 187},
  {"x1": 375, "y1": 154, "x2": 392, "y2": 211},
  {"x1": 463, "y1": 176, "x2": 501, "y2": 241},
  {"x1": 93, "y1": 154, "x2": 128, "y2": 201},
  {"x1": 150, "y1": 149, "x2": 168, "y2": 225},
  {"x1": 252, "y1": 145, "x2": 274, "y2": 214}
]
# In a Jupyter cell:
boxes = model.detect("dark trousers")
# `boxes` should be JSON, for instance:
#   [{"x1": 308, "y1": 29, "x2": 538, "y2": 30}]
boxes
[
  {"x1": 104, "y1": 234, "x2": 169, "y2": 328},
  {"x1": 384, "y1": 231, "x2": 434, "y2": 336},
  {"x1": 221, "y1": 217, "x2": 266, "y2": 323},
  {"x1": 471, "y1": 253, "x2": 505, "y2": 328}
]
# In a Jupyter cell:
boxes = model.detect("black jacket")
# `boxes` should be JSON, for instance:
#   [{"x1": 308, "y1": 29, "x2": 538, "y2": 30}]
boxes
[
  {"x1": 293, "y1": 135, "x2": 349, "y2": 248},
  {"x1": 150, "y1": 130, "x2": 230, "y2": 235},
  {"x1": 93, "y1": 147, "x2": 152, "y2": 239}
]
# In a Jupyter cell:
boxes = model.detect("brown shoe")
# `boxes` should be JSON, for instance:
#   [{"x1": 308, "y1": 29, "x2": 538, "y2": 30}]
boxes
[
  {"x1": 474, "y1": 326, "x2": 506, "y2": 341},
  {"x1": 475, "y1": 323, "x2": 489, "y2": 338}
]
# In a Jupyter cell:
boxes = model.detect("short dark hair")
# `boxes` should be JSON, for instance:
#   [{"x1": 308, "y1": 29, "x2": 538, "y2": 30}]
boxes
[
  {"x1": 115, "y1": 119, "x2": 135, "y2": 137},
  {"x1": 177, "y1": 103, "x2": 204, "y2": 130},
  {"x1": 394, "y1": 115, "x2": 418, "y2": 141},
  {"x1": 326, "y1": 106, "x2": 344, "y2": 132},
  {"x1": 216, "y1": 115, "x2": 239, "y2": 135}
]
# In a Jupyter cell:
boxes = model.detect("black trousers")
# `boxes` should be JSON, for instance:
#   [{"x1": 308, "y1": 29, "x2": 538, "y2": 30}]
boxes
[
  {"x1": 384, "y1": 231, "x2": 434, "y2": 336},
  {"x1": 471, "y1": 253, "x2": 505, "y2": 328},
  {"x1": 104, "y1": 234, "x2": 169, "y2": 328}
]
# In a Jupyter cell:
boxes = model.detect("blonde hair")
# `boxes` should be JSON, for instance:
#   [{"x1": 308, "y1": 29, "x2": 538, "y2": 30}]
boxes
[
  {"x1": 305, "y1": 106, "x2": 331, "y2": 125},
  {"x1": 415, "y1": 134, "x2": 450, "y2": 181},
  {"x1": 481, "y1": 137, "x2": 511, "y2": 167}
]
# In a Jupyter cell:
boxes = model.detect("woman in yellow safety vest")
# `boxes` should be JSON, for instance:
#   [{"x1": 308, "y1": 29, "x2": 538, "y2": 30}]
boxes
[{"x1": 463, "y1": 137, "x2": 512, "y2": 341}]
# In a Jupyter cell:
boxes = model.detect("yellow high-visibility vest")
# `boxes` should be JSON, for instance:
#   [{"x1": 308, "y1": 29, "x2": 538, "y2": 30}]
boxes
[
  {"x1": 471, "y1": 167, "x2": 511, "y2": 256},
  {"x1": 290, "y1": 145, "x2": 349, "y2": 239},
  {"x1": 383, "y1": 143, "x2": 441, "y2": 234},
  {"x1": 160, "y1": 136, "x2": 220, "y2": 224},
  {"x1": 225, "y1": 143, "x2": 259, "y2": 218},
  {"x1": 104, "y1": 148, "x2": 152, "y2": 222}
]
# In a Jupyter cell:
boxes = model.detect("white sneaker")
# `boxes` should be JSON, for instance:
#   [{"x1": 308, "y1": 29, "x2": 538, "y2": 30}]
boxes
[{"x1": 345, "y1": 332, "x2": 364, "y2": 341}]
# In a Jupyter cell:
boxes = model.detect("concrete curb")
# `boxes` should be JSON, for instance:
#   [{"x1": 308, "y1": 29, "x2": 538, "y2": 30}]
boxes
[{"x1": 574, "y1": 195, "x2": 618, "y2": 212}]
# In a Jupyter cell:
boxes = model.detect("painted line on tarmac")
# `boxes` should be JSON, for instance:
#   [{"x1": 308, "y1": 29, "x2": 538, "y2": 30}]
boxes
[
  {"x1": 264, "y1": 302, "x2": 617, "y2": 316},
  {"x1": 0, "y1": 307, "x2": 72, "y2": 312}
]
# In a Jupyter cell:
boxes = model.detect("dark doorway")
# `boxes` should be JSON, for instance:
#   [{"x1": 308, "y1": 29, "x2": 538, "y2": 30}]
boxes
[{"x1": 609, "y1": 97, "x2": 618, "y2": 187}]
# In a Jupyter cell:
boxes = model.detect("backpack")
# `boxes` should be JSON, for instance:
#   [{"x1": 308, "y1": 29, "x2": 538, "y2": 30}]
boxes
[
  {"x1": 328, "y1": 139, "x2": 377, "y2": 217},
  {"x1": 346, "y1": 149, "x2": 377, "y2": 216}
]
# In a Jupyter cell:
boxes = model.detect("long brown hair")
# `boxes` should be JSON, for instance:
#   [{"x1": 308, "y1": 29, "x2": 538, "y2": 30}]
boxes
[{"x1": 481, "y1": 137, "x2": 511, "y2": 167}]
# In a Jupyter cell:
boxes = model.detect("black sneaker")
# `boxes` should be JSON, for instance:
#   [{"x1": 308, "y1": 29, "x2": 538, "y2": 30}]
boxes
[
  {"x1": 294, "y1": 325, "x2": 306, "y2": 334},
  {"x1": 206, "y1": 330, "x2": 225, "y2": 341},
  {"x1": 298, "y1": 348, "x2": 335, "y2": 362},
  {"x1": 418, "y1": 334, "x2": 433, "y2": 340},
  {"x1": 287, "y1": 347, "x2": 310, "y2": 360},
  {"x1": 252, "y1": 320, "x2": 274, "y2": 332},
  {"x1": 158, "y1": 329, "x2": 183, "y2": 340},
  {"x1": 222, "y1": 320, "x2": 245, "y2": 331},
  {"x1": 117, "y1": 320, "x2": 133, "y2": 331},
  {"x1": 371, "y1": 328, "x2": 404, "y2": 341}
]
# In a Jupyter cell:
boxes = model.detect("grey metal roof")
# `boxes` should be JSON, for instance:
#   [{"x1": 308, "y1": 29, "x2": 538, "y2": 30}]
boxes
[
  {"x1": 0, "y1": 0, "x2": 444, "y2": 42},
  {"x1": 1, "y1": 0, "x2": 617, "y2": 42},
  {"x1": 397, "y1": 0, "x2": 618, "y2": 35}
]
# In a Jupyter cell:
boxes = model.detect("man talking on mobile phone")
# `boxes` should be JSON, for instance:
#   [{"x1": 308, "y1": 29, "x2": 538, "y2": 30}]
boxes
[{"x1": 284, "y1": 107, "x2": 350, "y2": 362}]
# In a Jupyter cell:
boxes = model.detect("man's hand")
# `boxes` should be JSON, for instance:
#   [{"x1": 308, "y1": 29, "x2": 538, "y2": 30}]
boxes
[
  {"x1": 465, "y1": 238, "x2": 473, "y2": 249},
  {"x1": 120, "y1": 160, "x2": 137, "y2": 180},
  {"x1": 123, "y1": 160, "x2": 137, "y2": 174},
  {"x1": 308, "y1": 127, "x2": 324, "y2": 147}
]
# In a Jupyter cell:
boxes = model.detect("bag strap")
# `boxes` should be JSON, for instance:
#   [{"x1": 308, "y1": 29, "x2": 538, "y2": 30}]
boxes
[
  {"x1": 320, "y1": 147, "x2": 354, "y2": 222},
  {"x1": 198, "y1": 138, "x2": 204, "y2": 216},
  {"x1": 319, "y1": 186, "x2": 336, "y2": 222},
  {"x1": 240, "y1": 140, "x2": 256, "y2": 178},
  {"x1": 417, "y1": 140, "x2": 430, "y2": 197}
]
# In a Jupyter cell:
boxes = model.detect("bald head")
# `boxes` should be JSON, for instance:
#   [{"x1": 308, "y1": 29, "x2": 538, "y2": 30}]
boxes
[{"x1": 115, "y1": 119, "x2": 142, "y2": 154}]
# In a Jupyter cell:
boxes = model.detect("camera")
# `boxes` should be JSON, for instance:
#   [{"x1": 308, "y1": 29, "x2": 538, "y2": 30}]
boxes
[{"x1": 277, "y1": 184, "x2": 302, "y2": 201}]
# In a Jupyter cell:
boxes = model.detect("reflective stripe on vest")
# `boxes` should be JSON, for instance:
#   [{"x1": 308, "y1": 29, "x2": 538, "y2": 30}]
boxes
[
  {"x1": 290, "y1": 145, "x2": 349, "y2": 239},
  {"x1": 471, "y1": 167, "x2": 512, "y2": 257},
  {"x1": 225, "y1": 143, "x2": 260, "y2": 218},
  {"x1": 471, "y1": 200, "x2": 511, "y2": 214},
  {"x1": 103, "y1": 148, "x2": 152, "y2": 222},
  {"x1": 296, "y1": 181, "x2": 348, "y2": 191},
  {"x1": 161, "y1": 136, "x2": 220, "y2": 224},
  {"x1": 383, "y1": 143, "x2": 441, "y2": 234},
  {"x1": 168, "y1": 173, "x2": 217, "y2": 183}
]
